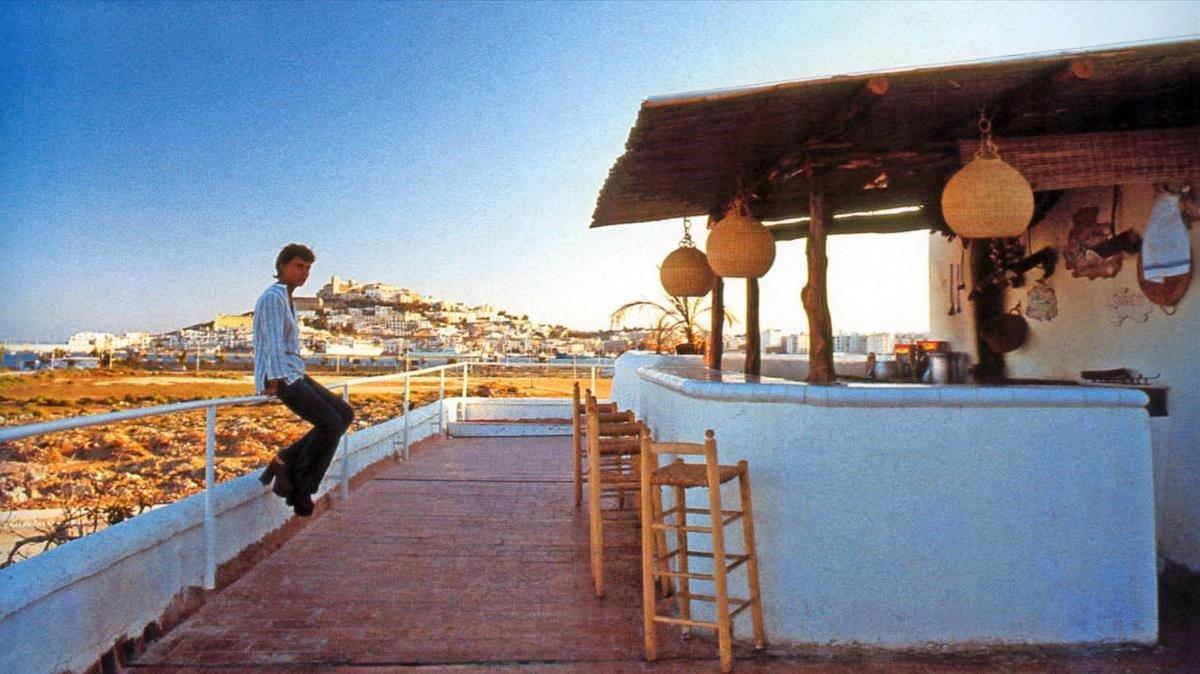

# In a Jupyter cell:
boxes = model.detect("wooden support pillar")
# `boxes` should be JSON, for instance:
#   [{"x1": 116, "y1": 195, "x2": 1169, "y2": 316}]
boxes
[
  {"x1": 707, "y1": 276, "x2": 724, "y2": 370},
  {"x1": 802, "y1": 170, "x2": 836, "y2": 384},
  {"x1": 970, "y1": 239, "x2": 1006, "y2": 382},
  {"x1": 745, "y1": 278, "x2": 761, "y2": 376}
]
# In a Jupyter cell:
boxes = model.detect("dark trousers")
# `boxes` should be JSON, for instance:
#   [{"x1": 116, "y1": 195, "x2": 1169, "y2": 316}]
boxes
[{"x1": 276, "y1": 376, "x2": 354, "y2": 495}]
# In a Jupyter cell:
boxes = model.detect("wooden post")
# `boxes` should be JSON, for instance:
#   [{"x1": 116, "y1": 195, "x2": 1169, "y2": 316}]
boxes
[
  {"x1": 971, "y1": 239, "x2": 1006, "y2": 382},
  {"x1": 745, "y1": 279, "x2": 761, "y2": 376},
  {"x1": 802, "y1": 170, "x2": 836, "y2": 384},
  {"x1": 707, "y1": 276, "x2": 724, "y2": 370}
]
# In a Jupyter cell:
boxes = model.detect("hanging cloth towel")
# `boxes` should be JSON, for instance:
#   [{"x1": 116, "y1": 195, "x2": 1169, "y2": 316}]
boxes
[{"x1": 1141, "y1": 192, "x2": 1191, "y2": 282}]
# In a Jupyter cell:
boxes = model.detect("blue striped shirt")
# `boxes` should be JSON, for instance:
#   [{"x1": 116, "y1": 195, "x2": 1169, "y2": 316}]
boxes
[{"x1": 253, "y1": 283, "x2": 306, "y2": 393}]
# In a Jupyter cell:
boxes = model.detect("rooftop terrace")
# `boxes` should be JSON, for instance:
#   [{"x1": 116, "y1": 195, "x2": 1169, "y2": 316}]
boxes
[{"x1": 121, "y1": 432, "x2": 1198, "y2": 673}]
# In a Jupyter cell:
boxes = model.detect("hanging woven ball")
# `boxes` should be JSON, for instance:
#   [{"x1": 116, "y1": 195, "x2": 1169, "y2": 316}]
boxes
[
  {"x1": 941, "y1": 157, "x2": 1034, "y2": 239},
  {"x1": 660, "y1": 246, "x2": 713, "y2": 297},
  {"x1": 706, "y1": 204, "x2": 776, "y2": 278}
]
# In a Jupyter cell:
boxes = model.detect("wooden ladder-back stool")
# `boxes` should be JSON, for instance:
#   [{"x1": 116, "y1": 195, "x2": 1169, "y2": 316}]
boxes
[
  {"x1": 584, "y1": 394, "x2": 662, "y2": 598},
  {"x1": 571, "y1": 382, "x2": 619, "y2": 507},
  {"x1": 639, "y1": 426, "x2": 766, "y2": 673}
]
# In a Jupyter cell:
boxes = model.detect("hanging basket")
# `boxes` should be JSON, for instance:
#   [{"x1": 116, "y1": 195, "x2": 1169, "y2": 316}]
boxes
[
  {"x1": 706, "y1": 200, "x2": 776, "y2": 278},
  {"x1": 942, "y1": 157, "x2": 1034, "y2": 238},
  {"x1": 660, "y1": 246, "x2": 713, "y2": 297},
  {"x1": 941, "y1": 112, "x2": 1034, "y2": 239}
]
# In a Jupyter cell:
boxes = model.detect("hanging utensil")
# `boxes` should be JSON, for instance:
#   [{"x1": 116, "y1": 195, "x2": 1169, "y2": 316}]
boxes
[
  {"x1": 956, "y1": 246, "x2": 966, "y2": 314},
  {"x1": 947, "y1": 263, "x2": 956, "y2": 316}
]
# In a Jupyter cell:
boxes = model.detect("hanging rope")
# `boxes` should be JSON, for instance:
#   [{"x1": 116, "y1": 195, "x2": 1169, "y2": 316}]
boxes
[
  {"x1": 679, "y1": 217, "x2": 696, "y2": 248},
  {"x1": 974, "y1": 106, "x2": 1001, "y2": 160}
]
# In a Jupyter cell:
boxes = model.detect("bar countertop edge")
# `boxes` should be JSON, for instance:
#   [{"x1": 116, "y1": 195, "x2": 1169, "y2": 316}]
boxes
[{"x1": 636, "y1": 362, "x2": 1150, "y2": 409}]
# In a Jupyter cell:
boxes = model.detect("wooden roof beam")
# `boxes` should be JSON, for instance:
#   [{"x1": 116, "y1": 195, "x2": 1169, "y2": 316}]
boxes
[
  {"x1": 812, "y1": 145, "x2": 958, "y2": 171},
  {"x1": 767, "y1": 207, "x2": 930, "y2": 241},
  {"x1": 989, "y1": 57, "x2": 1095, "y2": 133},
  {"x1": 929, "y1": 57, "x2": 1096, "y2": 144},
  {"x1": 821, "y1": 77, "x2": 891, "y2": 141},
  {"x1": 747, "y1": 78, "x2": 890, "y2": 215}
]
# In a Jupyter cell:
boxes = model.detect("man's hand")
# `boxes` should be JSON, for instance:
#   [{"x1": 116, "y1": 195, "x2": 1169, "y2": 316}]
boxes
[{"x1": 265, "y1": 379, "x2": 281, "y2": 396}]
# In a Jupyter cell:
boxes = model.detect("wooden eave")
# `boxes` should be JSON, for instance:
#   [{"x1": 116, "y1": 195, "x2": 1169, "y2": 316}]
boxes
[{"x1": 591, "y1": 39, "x2": 1200, "y2": 232}]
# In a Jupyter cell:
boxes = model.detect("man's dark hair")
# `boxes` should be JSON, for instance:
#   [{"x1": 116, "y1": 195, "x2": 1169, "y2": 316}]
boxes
[{"x1": 275, "y1": 243, "x2": 315, "y2": 277}]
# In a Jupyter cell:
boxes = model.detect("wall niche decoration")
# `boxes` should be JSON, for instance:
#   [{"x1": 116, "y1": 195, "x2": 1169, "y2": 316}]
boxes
[
  {"x1": 1109, "y1": 287, "x2": 1151, "y2": 326},
  {"x1": 1064, "y1": 205, "x2": 1123, "y2": 280},
  {"x1": 1025, "y1": 280, "x2": 1058, "y2": 322}
]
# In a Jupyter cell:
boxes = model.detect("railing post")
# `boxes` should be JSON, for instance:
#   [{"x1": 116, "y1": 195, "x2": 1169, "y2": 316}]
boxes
[
  {"x1": 439, "y1": 367, "x2": 446, "y2": 435},
  {"x1": 203, "y1": 405, "x2": 217, "y2": 590},
  {"x1": 591, "y1": 365, "x2": 597, "y2": 395},
  {"x1": 339, "y1": 385, "x2": 350, "y2": 501},
  {"x1": 403, "y1": 375, "x2": 411, "y2": 461},
  {"x1": 462, "y1": 362, "x2": 468, "y2": 398}
]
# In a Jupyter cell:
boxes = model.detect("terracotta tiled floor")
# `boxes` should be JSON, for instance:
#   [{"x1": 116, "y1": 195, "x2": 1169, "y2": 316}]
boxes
[{"x1": 130, "y1": 435, "x2": 1198, "y2": 673}]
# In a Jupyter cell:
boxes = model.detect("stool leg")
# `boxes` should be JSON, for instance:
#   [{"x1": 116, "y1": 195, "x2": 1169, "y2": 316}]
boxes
[
  {"x1": 587, "y1": 439, "x2": 605, "y2": 598},
  {"x1": 652, "y1": 486, "x2": 671, "y2": 597},
  {"x1": 738, "y1": 460, "x2": 766, "y2": 649},
  {"x1": 616, "y1": 453, "x2": 627, "y2": 510},
  {"x1": 573, "y1": 423, "x2": 583, "y2": 508},
  {"x1": 572, "y1": 386, "x2": 583, "y2": 509},
  {"x1": 672, "y1": 482, "x2": 692, "y2": 638},
  {"x1": 707, "y1": 466, "x2": 733, "y2": 673},
  {"x1": 640, "y1": 462, "x2": 658, "y2": 661}
]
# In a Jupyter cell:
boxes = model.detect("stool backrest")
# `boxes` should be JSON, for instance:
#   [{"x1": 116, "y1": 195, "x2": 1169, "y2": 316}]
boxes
[
  {"x1": 585, "y1": 393, "x2": 639, "y2": 437},
  {"x1": 577, "y1": 386, "x2": 616, "y2": 416},
  {"x1": 597, "y1": 420, "x2": 639, "y2": 436},
  {"x1": 639, "y1": 426, "x2": 718, "y2": 473},
  {"x1": 585, "y1": 396, "x2": 602, "y2": 455}
]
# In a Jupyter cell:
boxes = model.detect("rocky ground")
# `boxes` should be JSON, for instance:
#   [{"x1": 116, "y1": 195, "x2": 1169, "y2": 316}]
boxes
[
  {"x1": 0, "y1": 398, "x2": 405, "y2": 508},
  {"x1": 0, "y1": 368, "x2": 594, "y2": 564}
]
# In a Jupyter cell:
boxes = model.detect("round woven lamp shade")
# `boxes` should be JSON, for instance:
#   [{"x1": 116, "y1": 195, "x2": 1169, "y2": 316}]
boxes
[
  {"x1": 941, "y1": 157, "x2": 1034, "y2": 239},
  {"x1": 660, "y1": 246, "x2": 713, "y2": 297},
  {"x1": 706, "y1": 206, "x2": 776, "y2": 278}
]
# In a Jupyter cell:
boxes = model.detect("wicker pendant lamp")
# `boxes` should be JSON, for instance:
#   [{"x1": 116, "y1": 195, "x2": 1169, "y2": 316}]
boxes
[
  {"x1": 660, "y1": 217, "x2": 714, "y2": 297},
  {"x1": 941, "y1": 110, "x2": 1034, "y2": 239},
  {"x1": 706, "y1": 195, "x2": 776, "y2": 278}
]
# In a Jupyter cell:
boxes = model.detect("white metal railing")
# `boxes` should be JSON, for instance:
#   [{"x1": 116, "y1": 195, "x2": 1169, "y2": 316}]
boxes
[{"x1": 0, "y1": 360, "x2": 613, "y2": 586}]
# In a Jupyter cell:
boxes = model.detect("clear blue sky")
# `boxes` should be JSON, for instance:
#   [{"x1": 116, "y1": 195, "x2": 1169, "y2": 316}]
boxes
[{"x1": 1, "y1": 1, "x2": 1195, "y2": 341}]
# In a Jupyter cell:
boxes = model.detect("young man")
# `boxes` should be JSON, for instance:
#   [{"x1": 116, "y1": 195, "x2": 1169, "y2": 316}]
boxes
[{"x1": 254, "y1": 243, "x2": 353, "y2": 516}]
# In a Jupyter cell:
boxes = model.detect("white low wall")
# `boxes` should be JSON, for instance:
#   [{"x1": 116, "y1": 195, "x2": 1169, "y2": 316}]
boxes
[
  {"x1": 0, "y1": 401, "x2": 443, "y2": 674},
  {"x1": 615, "y1": 353, "x2": 1158, "y2": 647},
  {"x1": 456, "y1": 397, "x2": 575, "y2": 421}
]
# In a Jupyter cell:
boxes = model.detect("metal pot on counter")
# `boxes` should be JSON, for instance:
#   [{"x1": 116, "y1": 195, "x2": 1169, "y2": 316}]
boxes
[
  {"x1": 867, "y1": 348, "x2": 968, "y2": 383},
  {"x1": 872, "y1": 359, "x2": 900, "y2": 381},
  {"x1": 926, "y1": 352, "x2": 952, "y2": 384},
  {"x1": 922, "y1": 351, "x2": 971, "y2": 384}
]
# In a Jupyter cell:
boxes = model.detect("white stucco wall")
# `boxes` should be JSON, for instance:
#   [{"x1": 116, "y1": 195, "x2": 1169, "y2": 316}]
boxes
[
  {"x1": 930, "y1": 183, "x2": 1200, "y2": 572},
  {"x1": 614, "y1": 353, "x2": 1158, "y2": 647},
  {"x1": 458, "y1": 397, "x2": 574, "y2": 421},
  {"x1": 0, "y1": 402, "x2": 442, "y2": 674}
]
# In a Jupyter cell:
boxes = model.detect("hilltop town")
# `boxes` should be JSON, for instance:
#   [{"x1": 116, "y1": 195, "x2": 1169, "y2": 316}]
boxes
[
  {"x1": 4, "y1": 277, "x2": 642, "y2": 369},
  {"x1": 3, "y1": 275, "x2": 928, "y2": 370}
]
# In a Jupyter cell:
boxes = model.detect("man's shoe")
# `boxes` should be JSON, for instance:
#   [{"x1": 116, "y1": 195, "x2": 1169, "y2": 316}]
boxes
[
  {"x1": 292, "y1": 493, "x2": 314, "y2": 517},
  {"x1": 260, "y1": 455, "x2": 294, "y2": 500}
]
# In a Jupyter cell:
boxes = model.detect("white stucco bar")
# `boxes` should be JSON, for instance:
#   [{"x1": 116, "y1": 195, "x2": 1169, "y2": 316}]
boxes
[{"x1": 614, "y1": 352, "x2": 1158, "y2": 648}]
